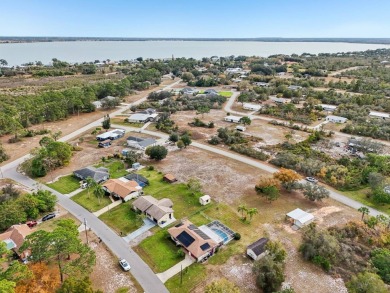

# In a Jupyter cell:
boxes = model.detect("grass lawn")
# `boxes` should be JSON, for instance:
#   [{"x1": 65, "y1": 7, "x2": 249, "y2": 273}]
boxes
[
  {"x1": 165, "y1": 263, "x2": 206, "y2": 293},
  {"x1": 138, "y1": 169, "x2": 203, "y2": 219},
  {"x1": 99, "y1": 202, "x2": 143, "y2": 235},
  {"x1": 111, "y1": 118, "x2": 144, "y2": 128},
  {"x1": 37, "y1": 213, "x2": 81, "y2": 232},
  {"x1": 96, "y1": 160, "x2": 128, "y2": 179},
  {"x1": 47, "y1": 175, "x2": 80, "y2": 194},
  {"x1": 342, "y1": 188, "x2": 390, "y2": 216},
  {"x1": 134, "y1": 228, "x2": 184, "y2": 273},
  {"x1": 219, "y1": 91, "x2": 233, "y2": 97},
  {"x1": 72, "y1": 189, "x2": 112, "y2": 212}
]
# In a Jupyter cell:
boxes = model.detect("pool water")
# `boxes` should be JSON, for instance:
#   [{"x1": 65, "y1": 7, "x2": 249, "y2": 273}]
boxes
[{"x1": 212, "y1": 228, "x2": 229, "y2": 243}]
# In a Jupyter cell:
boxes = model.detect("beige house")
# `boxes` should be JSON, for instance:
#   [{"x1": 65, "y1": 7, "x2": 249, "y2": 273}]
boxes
[
  {"x1": 0, "y1": 224, "x2": 34, "y2": 261},
  {"x1": 132, "y1": 195, "x2": 175, "y2": 227},
  {"x1": 103, "y1": 179, "x2": 142, "y2": 202}
]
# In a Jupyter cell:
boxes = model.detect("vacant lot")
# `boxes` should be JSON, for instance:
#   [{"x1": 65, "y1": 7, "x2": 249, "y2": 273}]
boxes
[{"x1": 47, "y1": 174, "x2": 80, "y2": 193}]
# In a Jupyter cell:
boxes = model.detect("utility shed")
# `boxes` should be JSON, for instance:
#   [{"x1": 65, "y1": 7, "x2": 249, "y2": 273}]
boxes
[
  {"x1": 286, "y1": 208, "x2": 314, "y2": 228},
  {"x1": 224, "y1": 115, "x2": 242, "y2": 123},
  {"x1": 199, "y1": 195, "x2": 211, "y2": 206},
  {"x1": 247, "y1": 238, "x2": 269, "y2": 260}
]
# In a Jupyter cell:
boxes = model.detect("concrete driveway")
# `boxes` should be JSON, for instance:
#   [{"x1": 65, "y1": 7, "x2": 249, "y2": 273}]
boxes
[{"x1": 122, "y1": 218, "x2": 156, "y2": 243}]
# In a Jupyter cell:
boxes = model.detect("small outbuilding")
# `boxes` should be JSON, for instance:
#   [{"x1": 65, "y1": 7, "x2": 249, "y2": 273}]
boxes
[
  {"x1": 224, "y1": 115, "x2": 242, "y2": 123},
  {"x1": 326, "y1": 115, "x2": 348, "y2": 123},
  {"x1": 243, "y1": 103, "x2": 262, "y2": 111},
  {"x1": 163, "y1": 174, "x2": 177, "y2": 183},
  {"x1": 98, "y1": 140, "x2": 111, "y2": 148},
  {"x1": 247, "y1": 237, "x2": 269, "y2": 260},
  {"x1": 286, "y1": 208, "x2": 314, "y2": 228},
  {"x1": 199, "y1": 195, "x2": 211, "y2": 206}
]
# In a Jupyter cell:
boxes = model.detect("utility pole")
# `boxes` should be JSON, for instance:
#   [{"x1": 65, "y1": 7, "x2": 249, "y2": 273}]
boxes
[{"x1": 84, "y1": 218, "x2": 89, "y2": 244}]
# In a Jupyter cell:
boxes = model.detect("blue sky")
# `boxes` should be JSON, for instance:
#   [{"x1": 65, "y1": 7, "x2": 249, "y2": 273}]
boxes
[{"x1": 1, "y1": 0, "x2": 390, "y2": 38}]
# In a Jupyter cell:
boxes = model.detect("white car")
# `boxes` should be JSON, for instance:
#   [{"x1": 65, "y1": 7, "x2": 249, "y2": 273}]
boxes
[
  {"x1": 119, "y1": 259, "x2": 131, "y2": 271},
  {"x1": 305, "y1": 177, "x2": 318, "y2": 184}
]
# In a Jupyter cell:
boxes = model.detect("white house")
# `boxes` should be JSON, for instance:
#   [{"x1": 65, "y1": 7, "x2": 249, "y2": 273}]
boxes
[
  {"x1": 369, "y1": 111, "x2": 390, "y2": 120},
  {"x1": 225, "y1": 68, "x2": 243, "y2": 74},
  {"x1": 254, "y1": 82, "x2": 269, "y2": 87},
  {"x1": 288, "y1": 85, "x2": 302, "y2": 91},
  {"x1": 247, "y1": 238, "x2": 269, "y2": 261},
  {"x1": 270, "y1": 96, "x2": 289, "y2": 104},
  {"x1": 128, "y1": 113, "x2": 158, "y2": 123},
  {"x1": 326, "y1": 115, "x2": 348, "y2": 123},
  {"x1": 133, "y1": 196, "x2": 175, "y2": 227},
  {"x1": 320, "y1": 104, "x2": 337, "y2": 112},
  {"x1": 243, "y1": 103, "x2": 262, "y2": 111},
  {"x1": 286, "y1": 208, "x2": 314, "y2": 228},
  {"x1": 224, "y1": 115, "x2": 242, "y2": 123},
  {"x1": 127, "y1": 136, "x2": 157, "y2": 150},
  {"x1": 199, "y1": 195, "x2": 211, "y2": 206}
]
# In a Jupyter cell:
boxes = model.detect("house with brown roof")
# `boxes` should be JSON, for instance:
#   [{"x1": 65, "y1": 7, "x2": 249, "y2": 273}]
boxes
[
  {"x1": 102, "y1": 179, "x2": 142, "y2": 202},
  {"x1": 0, "y1": 224, "x2": 34, "y2": 261},
  {"x1": 163, "y1": 173, "x2": 177, "y2": 183},
  {"x1": 132, "y1": 195, "x2": 175, "y2": 227},
  {"x1": 168, "y1": 220, "x2": 220, "y2": 262}
]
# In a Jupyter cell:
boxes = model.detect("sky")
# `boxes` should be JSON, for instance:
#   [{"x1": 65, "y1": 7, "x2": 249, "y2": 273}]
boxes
[{"x1": 1, "y1": 0, "x2": 390, "y2": 38}]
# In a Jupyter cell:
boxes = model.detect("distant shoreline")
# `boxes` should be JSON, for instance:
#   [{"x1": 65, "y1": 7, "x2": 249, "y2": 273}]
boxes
[{"x1": 1, "y1": 37, "x2": 390, "y2": 45}]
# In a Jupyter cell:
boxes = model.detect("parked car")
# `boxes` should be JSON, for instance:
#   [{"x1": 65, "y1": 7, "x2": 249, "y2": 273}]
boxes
[
  {"x1": 26, "y1": 220, "x2": 37, "y2": 228},
  {"x1": 81, "y1": 181, "x2": 88, "y2": 189},
  {"x1": 42, "y1": 213, "x2": 56, "y2": 221},
  {"x1": 236, "y1": 125, "x2": 246, "y2": 132},
  {"x1": 119, "y1": 259, "x2": 131, "y2": 271},
  {"x1": 305, "y1": 177, "x2": 318, "y2": 184}
]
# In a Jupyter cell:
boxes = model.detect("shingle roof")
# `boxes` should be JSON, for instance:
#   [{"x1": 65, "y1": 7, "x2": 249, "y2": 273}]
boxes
[
  {"x1": 125, "y1": 174, "x2": 149, "y2": 185},
  {"x1": 247, "y1": 238, "x2": 269, "y2": 256},
  {"x1": 103, "y1": 179, "x2": 140, "y2": 199},
  {"x1": 168, "y1": 220, "x2": 218, "y2": 259},
  {"x1": 127, "y1": 136, "x2": 157, "y2": 148},
  {"x1": 73, "y1": 166, "x2": 109, "y2": 182},
  {"x1": 133, "y1": 195, "x2": 173, "y2": 220}
]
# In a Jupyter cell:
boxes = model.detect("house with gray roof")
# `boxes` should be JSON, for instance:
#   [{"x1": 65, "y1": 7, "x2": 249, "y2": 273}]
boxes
[
  {"x1": 133, "y1": 195, "x2": 175, "y2": 227},
  {"x1": 247, "y1": 237, "x2": 269, "y2": 260},
  {"x1": 127, "y1": 136, "x2": 157, "y2": 151},
  {"x1": 73, "y1": 166, "x2": 109, "y2": 183}
]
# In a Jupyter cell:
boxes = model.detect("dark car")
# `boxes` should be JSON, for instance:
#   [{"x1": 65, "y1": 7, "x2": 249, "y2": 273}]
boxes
[{"x1": 42, "y1": 213, "x2": 56, "y2": 221}]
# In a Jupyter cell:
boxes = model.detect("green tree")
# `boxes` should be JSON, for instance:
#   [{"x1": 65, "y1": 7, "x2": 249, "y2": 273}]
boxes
[
  {"x1": 346, "y1": 272, "x2": 388, "y2": 293},
  {"x1": 302, "y1": 183, "x2": 329, "y2": 201},
  {"x1": 205, "y1": 278, "x2": 240, "y2": 293},
  {"x1": 22, "y1": 219, "x2": 95, "y2": 283},
  {"x1": 85, "y1": 177, "x2": 95, "y2": 199},
  {"x1": 176, "y1": 140, "x2": 184, "y2": 150},
  {"x1": 253, "y1": 256, "x2": 285, "y2": 293},
  {"x1": 239, "y1": 116, "x2": 251, "y2": 126},
  {"x1": 145, "y1": 145, "x2": 168, "y2": 161},
  {"x1": 56, "y1": 277, "x2": 102, "y2": 293},
  {"x1": 169, "y1": 133, "x2": 179, "y2": 142},
  {"x1": 247, "y1": 208, "x2": 258, "y2": 221},
  {"x1": 237, "y1": 204, "x2": 248, "y2": 219},
  {"x1": 0, "y1": 143, "x2": 9, "y2": 163},
  {"x1": 266, "y1": 241, "x2": 287, "y2": 262},
  {"x1": 187, "y1": 178, "x2": 202, "y2": 194},
  {"x1": 371, "y1": 248, "x2": 390, "y2": 284},
  {"x1": 93, "y1": 183, "x2": 105, "y2": 205},
  {"x1": 180, "y1": 134, "x2": 192, "y2": 148},
  {"x1": 358, "y1": 207, "x2": 370, "y2": 221},
  {"x1": 255, "y1": 178, "x2": 280, "y2": 203},
  {"x1": 51, "y1": 131, "x2": 62, "y2": 141},
  {"x1": 102, "y1": 115, "x2": 111, "y2": 130},
  {"x1": 196, "y1": 105, "x2": 210, "y2": 118},
  {"x1": 237, "y1": 93, "x2": 250, "y2": 105}
]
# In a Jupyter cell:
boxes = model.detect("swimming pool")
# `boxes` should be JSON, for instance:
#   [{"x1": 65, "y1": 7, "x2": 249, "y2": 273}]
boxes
[{"x1": 212, "y1": 228, "x2": 229, "y2": 243}]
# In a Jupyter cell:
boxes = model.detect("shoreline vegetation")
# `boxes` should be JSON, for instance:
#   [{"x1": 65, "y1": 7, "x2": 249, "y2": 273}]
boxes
[{"x1": 1, "y1": 37, "x2": 390, "y2": 44}]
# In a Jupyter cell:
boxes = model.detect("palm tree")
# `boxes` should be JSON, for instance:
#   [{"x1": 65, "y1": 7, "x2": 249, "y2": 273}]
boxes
[
  {"x1": 247, "y1": 208, "x2": 258, "y2": 221},
  {"x1": 85, "y1": 177, "x2": 94, "y2": 199},
  {"x1": 237, "y1": 204, "x2": 248, "y2": 219},
  {"x1": 358, "y1": 206, "x2": 370, "y2": 221},
  {"x1": 93, "y1": 184, "x2": 105, "y2": 205}
]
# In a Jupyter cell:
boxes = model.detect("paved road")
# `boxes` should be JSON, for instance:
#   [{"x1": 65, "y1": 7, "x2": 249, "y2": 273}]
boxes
[
  {"x1": 112, "y1": 124, "x2": 386, "y2": 217},
  {"x1": 0, "y1": 81, "x2": 183, "y2": 293}
]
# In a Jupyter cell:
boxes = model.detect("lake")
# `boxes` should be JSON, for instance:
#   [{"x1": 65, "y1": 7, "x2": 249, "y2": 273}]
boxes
[{"x1": 1, "y1": 41, "x2": 390, "y2": 66}]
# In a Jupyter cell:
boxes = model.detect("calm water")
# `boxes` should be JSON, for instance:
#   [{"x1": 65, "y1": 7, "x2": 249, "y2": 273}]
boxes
[{"x1": 1, "y1": 41, "x2": 390, "y2": 66}]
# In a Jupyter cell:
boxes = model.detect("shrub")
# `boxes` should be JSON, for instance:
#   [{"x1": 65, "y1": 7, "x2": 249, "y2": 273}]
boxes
[
  {"x1": 233, "y1": 233, "x2": 241, "y2": 240},
  {"x1": 147, "y1": 165, "x2": 154, "y2": 171}
]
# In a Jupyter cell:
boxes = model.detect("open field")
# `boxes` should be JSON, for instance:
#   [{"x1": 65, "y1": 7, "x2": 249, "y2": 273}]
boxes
[
  {"x1": 99, "y1": 202, "x2": 143, "y2": 235},
  {"x1": 46, "y1": 174, "x2": 80, "y2": 193},
  {"x1": 72, "y1": 189, "x2": 112, "y2": 212}
]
